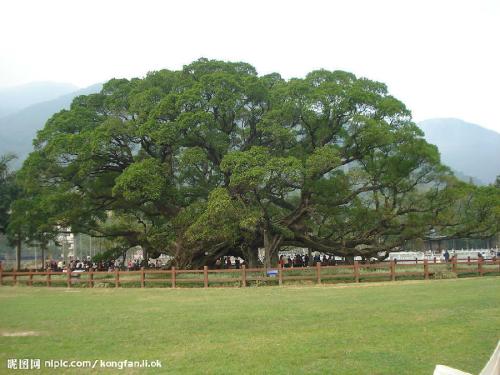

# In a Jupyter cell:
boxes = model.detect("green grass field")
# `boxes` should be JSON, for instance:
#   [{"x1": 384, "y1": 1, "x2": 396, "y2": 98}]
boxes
[{"x1": 1, "y1": 278, "x2": 499, "y2": 374}]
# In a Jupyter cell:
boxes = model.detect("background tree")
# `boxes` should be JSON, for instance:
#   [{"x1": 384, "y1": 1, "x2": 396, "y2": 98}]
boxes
[
  {"x1": 0, "y1": 154, "x2": 18, "y2": 233},
  {"x1": 433, "y1": 179, "x2": 500, "y2": 246},
  {"x1": 0, "y1": 153, "x2": 23, "y2": 269}
]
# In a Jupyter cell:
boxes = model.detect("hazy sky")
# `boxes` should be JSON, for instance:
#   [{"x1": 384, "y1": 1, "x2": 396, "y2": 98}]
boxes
[{"x1": 1, "y1": 0, "x2": 499, "y2": 132}]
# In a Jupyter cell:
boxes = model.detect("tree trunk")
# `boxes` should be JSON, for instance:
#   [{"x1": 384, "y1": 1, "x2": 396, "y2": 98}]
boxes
[
  {"x1": 41, "y1": 246, "x2": 46, "y2": 270},
  {"x1": 307, "y1": 248, "x2": 313, "y2": 266},
  {"x1": 270, "y1": 250, "x2": 279, "y2": 268},
  {"x1": 263, "y1": 230, "x2": 282, "y2": 268},
  {"x1": 241, "y1": 244, "x2": 260, "y2": 268},
  {"x1": 15, "y1": 237, "x2": 22, "y2": 271},
  {"x1": 142, "y1": 247, "x2": 148, "y2": 268},
  {"x1": 344, "y1": 255, "x2": 355, "y2": 265}
]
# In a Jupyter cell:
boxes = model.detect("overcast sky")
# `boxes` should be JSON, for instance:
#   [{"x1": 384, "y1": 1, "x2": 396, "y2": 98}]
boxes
[{"x1": 1, "y1": 0, "x2": 499, "y2": 132}]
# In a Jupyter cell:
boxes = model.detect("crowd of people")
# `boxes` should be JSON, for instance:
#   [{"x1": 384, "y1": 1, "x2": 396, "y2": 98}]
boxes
[
  {"x1": 126, "y1": 259, "x2": 164, "y2": 270},
  {"x1": 38, "y1": 254, "x2": 337, "y2": 272},
  {"x1": 279, "y1": 254, "x2": 336, "y2": 267},
  {"x1": 46, "y1": 258, "x2": 96, "y2": 272},
  {"x1": 215, "y1": 257, "x2": 243, "y2": 269},
  {"x1": 213, "y1": 254, "x2": 337, "y2": 269},
  {"x1": 44, "y1": 257, "x2": 166, "y2": 272}
]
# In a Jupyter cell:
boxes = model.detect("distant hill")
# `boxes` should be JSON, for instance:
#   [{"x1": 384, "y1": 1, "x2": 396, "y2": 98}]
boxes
[
  {"x1": 0, "y1": 81, "x2": 78, "y2": 118},
  {"x1": 0, "y1": 83, "x2": 102, "y2": 168},
  {"x1": 418, "y1": 118, "x2": 500, "y2": 184}
]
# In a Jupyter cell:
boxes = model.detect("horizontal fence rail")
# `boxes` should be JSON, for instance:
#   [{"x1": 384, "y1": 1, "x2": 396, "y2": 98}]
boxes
[{"x1": 0, "y1": 259, "x2": 499, "y2": 289}]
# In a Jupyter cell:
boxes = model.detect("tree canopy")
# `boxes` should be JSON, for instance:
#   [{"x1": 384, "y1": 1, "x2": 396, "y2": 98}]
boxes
[{"x1": 12, "y1": 58, "x2": 500, "y2": 267}]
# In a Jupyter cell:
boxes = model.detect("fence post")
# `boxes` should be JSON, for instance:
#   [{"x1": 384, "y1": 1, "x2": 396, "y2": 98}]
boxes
[
  {"x1": 13, "y1": 271, "x2": 17, "y2": 286},
  {"x1": 316, "y1": 262, "x2": 321, "y2": 284},
  {"x1": 354, "y1": 261, "x2": 359, "y2": 283},
  {"x1": 452, "y1": 256, "x2": 457, "y2": 273},
  {"x1": 241, "y1": 265, "x2": 246, "y2": 287},
  {"x1": 47, "y1": 270, "x2": 51, "y2": 287},
  {"x1": 141, "y1": 267, "x2": 145, "y2": 288},
  {"x1": 424, "y1": 259, "x2": 429, "y2": 280},
  {"x1": 171, "y1": 267, "x2": 176, "y2": 289},
  {"x1": 67, "y1": 269, "x2": 71, "y2": 288},
  {"x1": 433, "y1": 257, "x2": 436, "y2": 264},
  {"x1": 390, "y1": 260, "x2": 396, "y2": 281},
  {"x1": 467, "y1": 256, "x2": 471, "y2": 265},
  {"x1": 89, "y1": 268, "x2": 94, "y2": 288},
  {"x1": 0, "y1": 263, "x2": 3, "y2": 286},
  {"x1": 278, "y1": 264, "x2": 283, "y2": 286},
  {"x1": 115, "y1": 268, "x2": 119, "y2": 288},
  {"x1": 204, "y1": 266, "x2": 208, "y2": 288},
  {"x1": 29, "y1": 271, "x2": 33, "y2": 286},
  {"x1": 478, "y1": 258, "x2": 483, "y2": 276}
]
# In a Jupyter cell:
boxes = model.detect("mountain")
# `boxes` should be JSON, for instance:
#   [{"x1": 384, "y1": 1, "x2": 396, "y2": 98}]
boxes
[
  {"x1": 0, "y1": 83, "x2": 102, "y2": 167},
  {"x1": 418, "y1": 118, "x2": 500, "y2": 185},
  {"x1": 0, "y1": 81, "x2": 78, "y2": 118}
]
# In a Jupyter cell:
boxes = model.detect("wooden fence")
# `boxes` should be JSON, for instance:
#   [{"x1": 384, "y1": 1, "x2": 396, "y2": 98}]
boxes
[{"x1": 0, "y1": 258, "x2": 499, "y2": 288}]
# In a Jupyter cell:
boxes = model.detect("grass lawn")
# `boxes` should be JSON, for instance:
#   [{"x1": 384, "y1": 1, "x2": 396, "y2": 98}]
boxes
[{"x1": 1, "y1": 277, "x2": 499, "y2": 374}]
